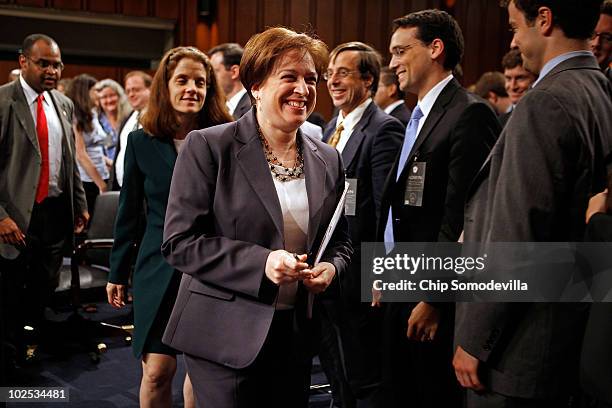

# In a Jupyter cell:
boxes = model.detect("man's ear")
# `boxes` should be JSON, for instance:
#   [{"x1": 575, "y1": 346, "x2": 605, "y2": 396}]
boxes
[
  {"x1": 430, "y1": 38, "x2": 445, "y2": 62},
  {"x1": 487, "y1": 91, "x2": 498, "y2": 103},
  {"x1": 388, "y1": 83, "x2": 399, "y2": 98},
  {"x1": 18, "y1": 55, "x2": 27, "y2": 71},
  {"x1": 230, "y1": 64, "x2": 241, "y2": 81},
  {"x1": 536, "y1": 6, "x2": 554, "y2": 36}
]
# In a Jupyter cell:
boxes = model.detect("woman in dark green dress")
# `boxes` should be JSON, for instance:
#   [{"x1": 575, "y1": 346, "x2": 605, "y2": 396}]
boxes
[{"x1": 106, "y1": 46, "x2": 232, "y2": 407}]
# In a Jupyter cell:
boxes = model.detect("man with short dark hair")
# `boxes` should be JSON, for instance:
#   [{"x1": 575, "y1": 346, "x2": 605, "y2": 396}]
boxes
[
  {"x1": 474, "y1": 71, "x2": 513, "y2": 125},
  {"x1": 112, "y1": 70, "x2": 151, "y2": 189},
  {"x1": 381, "y1": 9, "x2": 500, "y2": 407},
  {"x1": 0, "y1": 34, "x2": 88, "y2": 373},
  {"x1": 208, "y1": 43, "x2": 251, "y2": 119},
  {"x1": 320, "y1": 41, "x2": 404, "y2": 408},
  {"x1": 591, "y1": 0, "x2": 612, "y2": 78},
  {"x1": 374, "y1": 67, "x2": 411, "y2": 126},
  {"x1": 501, "y1": 48, "x2": 537, "y2": 108},
  {"x1": 454, "y1": 1, "x2": 612, "y2": 407}
]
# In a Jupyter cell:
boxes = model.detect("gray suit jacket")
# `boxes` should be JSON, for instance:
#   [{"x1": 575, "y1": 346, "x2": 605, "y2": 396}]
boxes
[
  {"x1": 232, "y1": 91, "x2": 252, "y2": 120},
  {"x1": 455, "y1": 55, "x2": 612, "y2": 399},
  {"x1": 161, "y1": 110, "x2": 352, "y2": 368},
  {"x1": 0, "y1": 79, "x2": 87, "y2": 259}
]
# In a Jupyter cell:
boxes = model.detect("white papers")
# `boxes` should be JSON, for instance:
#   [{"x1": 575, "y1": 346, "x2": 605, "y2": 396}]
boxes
[{"x1": 307, "y1": 181, "x2": 350, "y2": 318}]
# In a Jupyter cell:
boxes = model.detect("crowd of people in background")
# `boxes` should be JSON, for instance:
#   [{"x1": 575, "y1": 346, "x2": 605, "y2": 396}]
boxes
[{"x1": 1, "y1": 1, "x2": 612, "y2": 408}]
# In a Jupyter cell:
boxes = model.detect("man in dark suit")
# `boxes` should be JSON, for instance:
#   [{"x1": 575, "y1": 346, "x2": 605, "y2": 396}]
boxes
[
  {"x1": 474, "y1": 71, "x2": 513, "y2": 127},
  {"x1": 0, "y1": 34, "x2": 88, "y2": 374},
  {"x1": 380, "y1": 10, "x2": 500, "y2": 407},
  {"x1": 320, "y1": 41, "x2": 404, "y2": 408},
  {"x1": 374, "y1": 67, "x2": 411, "y2": 126},
  {"x1": 208, "y1": 43, "x2": 251, "y2": 119},
  {"x1": 590, "y1": 0, "x2": 612, "y2": 79},
  {"x1": 453, "y1": 1, "x2": 612, "y2": 407}
]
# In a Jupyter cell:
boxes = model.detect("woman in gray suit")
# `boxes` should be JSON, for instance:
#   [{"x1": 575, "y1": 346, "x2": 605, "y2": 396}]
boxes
[
  {"x1": 106, "y1": 46, "x2": 232, "y2": 407},
  {"x1": 161, "y1": 27, "x2": 352, "y2": 408}
]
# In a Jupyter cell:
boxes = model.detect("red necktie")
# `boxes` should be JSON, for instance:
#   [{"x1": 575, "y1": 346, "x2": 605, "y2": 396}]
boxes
[{"x1": 35, "y1": 94, "x2": 49, "y2": 203}]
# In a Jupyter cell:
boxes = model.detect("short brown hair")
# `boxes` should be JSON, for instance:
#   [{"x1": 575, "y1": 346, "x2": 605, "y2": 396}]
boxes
[
  {"x1": 329, "y1": 42, "x2": 382, "y2": 94},
  {"x1": 141, "y1": 46, "x2": 233, "y2": 140},
  {"x1": 474, "y1": 71, "x2": 508, "y2": 98},
  {"x1": 124, "y1": 70, "x2": 152, "y2": 88},
  {"x1": 379, "y1": 66, "x2": 405, "y2": 100},
  {"x1": 240, "y1": 27, "x2": 328, "y2": 103},
  {"x1": 501, "y1": 48, "x2": 524, "y2": 70}
]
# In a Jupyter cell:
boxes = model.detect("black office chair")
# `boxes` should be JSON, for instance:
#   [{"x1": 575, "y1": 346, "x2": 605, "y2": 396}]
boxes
[{"x1": 53, "y1": 191, "x2": 133, "y2": 362}]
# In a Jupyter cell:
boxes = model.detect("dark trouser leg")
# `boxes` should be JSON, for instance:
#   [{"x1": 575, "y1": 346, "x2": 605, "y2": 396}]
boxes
[
  {"x1": 82, "y1": 181, "x2": 100, "y2": 223},
  {"x1": 185, "y1": 310, "x2": 309, "y2": 408},
  {"x1": 23, "y1": 196, "x2": 68, "y2": 331},
  {"x1": 0, "y1": 255, "x2": 28, "y2": 368},
  {"x1": 467, "y1": 390, "x2": 583, "y2": 408},
  {"x1": 318, "y1": 304, "x2": 355, "y2": 408}
]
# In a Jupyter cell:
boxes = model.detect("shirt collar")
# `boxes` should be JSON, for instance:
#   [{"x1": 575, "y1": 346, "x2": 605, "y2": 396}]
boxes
[
  {"x1": 336, "y1": 98, "x2": 372, "y2": 130},
  {"x1": 19, "y1": 73, "x2": 49, "y2": 107},
  {"x1": 383, "y1": 100, "x2": 405, "y2": 115},
  {"x1": 226, "y1": 87, "x2": 247, "y2": 113},
  {"x1": 418, "y1": 74, "x2": 454, "y2": 119},
  {"x1": 533, "y1": 50, "x2": 593, "y2": 87}
]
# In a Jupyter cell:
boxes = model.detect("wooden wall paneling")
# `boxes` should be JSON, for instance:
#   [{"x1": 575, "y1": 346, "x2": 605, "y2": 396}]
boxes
[
  {"x1": 195, "y1": 20, "x2": 216, "y2": 52},
  {"x1": 50, "y1": 0, "x2": 82, "y2": 11},
  {"x1": 314, "y1": 0, "x2": 335, "y2": 46},
  {"x1": 155, "y1": 0, "x2": 178, "y2": 20},
  {"x1": 121, "y1": 0, "x2": 149, "y2": 17},
  {"x1": 363, "y1": 0, "x2": 386, "y2": 55},
  {"x1": 176, "y1": 0, "x2": 198, "y2": 46},
  {"x1": 216, "y1": 0, "x2": 232, "y2": 44},
  {"x1": 14, "y1": 0, "x2": 45, "y2": 7},
  {"x1": 339, "y1": 0, "x2": 359, "y2": 44},
  {"x1": 234, "y1": 0, "x2": 258, "y2": 45},
  {"x1": 289, "y1": 0, "x2": 310, "y2": 33},
  {"x1": 388, "y1": 0, "x2": 405, "y2": 27},
  {"x1": 262, "y1": 0, "x2": 285, "y2": 29},
  {"x1": 87, "y1": 0, "x2": 118, "y2": 14}
]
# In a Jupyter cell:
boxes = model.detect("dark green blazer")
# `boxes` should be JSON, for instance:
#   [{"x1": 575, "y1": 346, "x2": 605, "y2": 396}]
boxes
[{"x1": 109, "y1": 128, "x2": 178, "y2": 358}]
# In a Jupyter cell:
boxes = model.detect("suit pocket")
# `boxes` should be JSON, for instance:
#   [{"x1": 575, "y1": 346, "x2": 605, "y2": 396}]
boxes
[{"x1": 188, "y1": 278, "x2": 235, "y2": 301}]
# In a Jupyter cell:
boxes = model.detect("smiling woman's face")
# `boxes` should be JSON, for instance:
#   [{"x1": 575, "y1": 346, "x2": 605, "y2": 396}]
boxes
[{"x1": 168, "y1": 57, "x2": 207, "y2": 117}]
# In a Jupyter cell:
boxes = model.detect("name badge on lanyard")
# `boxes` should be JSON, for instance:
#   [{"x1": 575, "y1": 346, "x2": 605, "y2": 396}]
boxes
[
  {"x1": 404, "y1": 162, "x2": 426, "y2": 207},
  {"x1": 344, "y1": 178, "x2": 357, "y2": 216}
]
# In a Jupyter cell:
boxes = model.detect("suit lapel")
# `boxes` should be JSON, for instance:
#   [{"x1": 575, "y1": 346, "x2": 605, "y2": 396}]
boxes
[
  {"x1": 341, "y1": 103, "x2": 375, "y2": 170},
  {"x1": 234, "y1": 112, "x2": 284, "y2": 239},
  {"x1": 409, "y1": 79, "x2": 460, "y2": 160},
  {"x1": 11, "y1": 81, "x2": 38, "y2": 152},
  {"x1": 302, "y1": 133, "x2": 326, "y2": 250},
  {"x1": 152, "y1": 137, "x2": 178, "y2": 169}
]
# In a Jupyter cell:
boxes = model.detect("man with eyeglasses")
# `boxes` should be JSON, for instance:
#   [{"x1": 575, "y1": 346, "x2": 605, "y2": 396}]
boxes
[
  {"x1": 0, "y1": 34, "x2": 88, "y2": 378},
  {"x1": 318, "y1": 41, "x2": 404, "y2": 408},
  {"x1": 379, "y1": 9, "x2": 500, "y2": 408},
  {"x1": 591, "y1": 0, "x2": 612, "y2": 79}
]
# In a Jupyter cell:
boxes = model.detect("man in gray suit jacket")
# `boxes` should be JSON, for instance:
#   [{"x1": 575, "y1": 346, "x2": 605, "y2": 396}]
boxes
[
  {"x1": 0, "y1": 34, "x2": 88, "y2": 372},
  {"x1": 453, "y1": 1, "x2": 612, "y2": 407}
]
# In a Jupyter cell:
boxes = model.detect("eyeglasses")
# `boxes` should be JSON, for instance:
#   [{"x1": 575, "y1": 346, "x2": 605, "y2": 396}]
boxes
[
  {"x1": 592, "y1": 31, "x2": 612, "y2": 43},
  {"x1": 323, "y1": 69, "x2": 358, "y2": 81},
  {"x1": 390, "y1": 42, "x2": 421, "y2": 58},
  {"x1": 25, "y1": 56, "x2": 64, "y2": 71}
]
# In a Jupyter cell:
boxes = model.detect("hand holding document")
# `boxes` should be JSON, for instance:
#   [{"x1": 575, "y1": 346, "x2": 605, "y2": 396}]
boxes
[{"x1": 306, "y1": 181, "x2": 350, "y2": 318}]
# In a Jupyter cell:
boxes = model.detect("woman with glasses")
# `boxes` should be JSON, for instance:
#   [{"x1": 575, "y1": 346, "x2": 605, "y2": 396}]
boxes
[
  {"x1": 106, "y1": 46, "x2": 232, "y2": 408},
  {"x1": 94, "y1": 79, "x2": 131, "y2": 164}
]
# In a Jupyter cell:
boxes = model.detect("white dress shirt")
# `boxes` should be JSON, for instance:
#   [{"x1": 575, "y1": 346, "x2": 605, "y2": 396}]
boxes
[
  {"x1": 334, "y1": 98, "x2": 372, "y2": 153},
  {"x1": 20, "y1": 74, "x2": 63, "y2": 197},
  {"x1": 115, "y1": 110, "x2": 141, "y2": 187},
  {"x1": 383, "y1": 99, "x2": 405, "y2": 115},
  {"x1": 415, "y1": 74, "x2": 454, "y2": 137},
  {"x1": 226, "y1": 87, "x2": 247, "y2": 116}
]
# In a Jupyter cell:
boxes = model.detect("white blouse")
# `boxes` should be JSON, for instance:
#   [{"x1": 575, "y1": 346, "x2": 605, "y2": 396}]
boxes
[{"x1": 271, "y1": 164, "x2": 309, "y2": 310}]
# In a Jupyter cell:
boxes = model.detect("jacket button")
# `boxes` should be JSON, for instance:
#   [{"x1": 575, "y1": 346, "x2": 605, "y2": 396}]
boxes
[{"x1": 483, "y1": 344, "x2": 491, "y2": 351}]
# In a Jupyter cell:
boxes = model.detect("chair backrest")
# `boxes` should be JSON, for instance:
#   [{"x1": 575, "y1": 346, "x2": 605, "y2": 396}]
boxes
[{"x1": 88, "y1": 191, "x2": 120, "y2": 239}]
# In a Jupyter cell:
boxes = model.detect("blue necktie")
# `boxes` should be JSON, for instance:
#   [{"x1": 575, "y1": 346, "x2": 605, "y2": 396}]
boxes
[{"x1": 384, "y1": 105, "x2": 423, "y2": 253}]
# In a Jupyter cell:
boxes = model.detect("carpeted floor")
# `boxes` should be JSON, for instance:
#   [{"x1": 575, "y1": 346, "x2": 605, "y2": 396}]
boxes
[{"x1": 5, "y1": 298, "x2": 334, "y2": 408}]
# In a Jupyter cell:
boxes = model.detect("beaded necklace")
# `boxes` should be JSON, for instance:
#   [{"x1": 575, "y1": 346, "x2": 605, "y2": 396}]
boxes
[{"x1": 256, "y1": 122, "x2": 304, "y2": 182}]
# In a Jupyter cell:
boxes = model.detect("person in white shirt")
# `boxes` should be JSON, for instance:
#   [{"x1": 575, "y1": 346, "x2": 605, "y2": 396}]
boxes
[
  {"x1": 112, "y1": 71, "x2": 151, "y2": 189},
  {"x1": 208, "y1": 43, "x2": 251, "y2": 119},
  {"x1": 374, "y1": 66, "x2": 411, "y2": 127}
]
